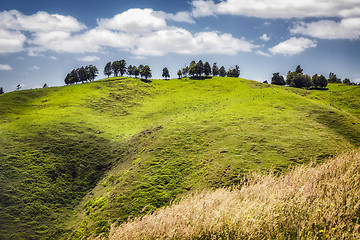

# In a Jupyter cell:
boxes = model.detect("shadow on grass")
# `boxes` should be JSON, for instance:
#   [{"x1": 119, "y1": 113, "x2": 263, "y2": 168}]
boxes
[
  {"x1": 189, "y1": 76, "x2": 213, "y2": 81},
  {"x1": 141, "y1": 79, "x2": 152, "y2": 83},
  {"x1": 309, "y1": 87, "x2": 329, "y2": 91}
]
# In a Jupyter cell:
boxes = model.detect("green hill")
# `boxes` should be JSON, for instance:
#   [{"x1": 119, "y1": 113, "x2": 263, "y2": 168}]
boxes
[{"x1": 0, "y1": 77, "x2": 359, "y2": 239}]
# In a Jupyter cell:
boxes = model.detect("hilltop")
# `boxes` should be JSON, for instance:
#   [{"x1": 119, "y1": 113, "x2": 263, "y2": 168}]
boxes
[{"x1": 0, "y1": 77, "x2": 359, "y2": 239}]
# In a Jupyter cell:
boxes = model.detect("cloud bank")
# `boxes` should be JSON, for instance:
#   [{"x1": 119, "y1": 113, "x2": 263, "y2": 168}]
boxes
[
  {"x1": 191, "y1": 0, "x2": 360, "y2": 19},
  {"x1": 0, "y1": 9, "x2": 257, "y2": 57}
]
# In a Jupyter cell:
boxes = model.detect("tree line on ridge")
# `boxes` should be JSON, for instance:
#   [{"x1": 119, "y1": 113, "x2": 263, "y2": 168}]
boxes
[{"x1": 270, "y1": 65, "x2": 356, "y2": 89}]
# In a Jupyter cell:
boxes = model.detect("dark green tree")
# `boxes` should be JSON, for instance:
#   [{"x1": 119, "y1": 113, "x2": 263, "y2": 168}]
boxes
[
  {"x1": 212, "y1": 62, "x2": 219, "y2": 76},
  {"x1": 318, "y1": 75, "x2": 328, "y2": 88},
  {"x1": 177, "y1": 70, "x2": 182, "y2": 79},
  {"x1": 189, "y1": 61, "x2": 197, "y2": 77},
  {"x1": 286, "y1": 71, "x2": 295, "y2": 85},
  {"x1": 182, "y1": 66, "x2": 189, "y2": 78},
  {"x1": 43, "y1": 83, "x2": 48, "y2": 88},
  {"x1": 78, "y1": 67, "x2": 88, "y2": 83},
  {"x1": 112, "y1": 61, "x2": 120, "y2": 77},
  {"x1": 16, "y1": 84, "x2": 21, "y2": 91},
  {"x1": 290, "y1": 73, "x2": 312, "y2": 88},
  {"x1": 312, "y1": 74, "x2": 320, "y2": 88},
  {"x1": 343, "y1": 78, "x2": 351, "y2": 85},
  {"x1": 140, "y1": 65, "x2": 152, "y2": 80},
  {"x1": 328, "y1": 72, "x2": 341, "y2": 83},
  {"x1": 119, "y1": 60, "x2": 127, "y2": 76},
  {"x1": 104, "y1": 62, "x2": 112, "y2": 78},
  {"x1": 134, "y1": 67, "x2": 140, "y2": 78},
  {"x1": 271, "y1": 72, "x2": 285, "y2": 85},
  {"x1": 162, "y1": 67, "x2": 170, "y2": 80},
  {"x1": 295, "y1": 65, "x2": 303, "y2": 74},
  {"x1": 203, "y1": 61, "x2": 211, "y2": 76},
  {"x1": 196, "y1": 60, "x2": 204, "y2": 77},
  {"x1": 227, "y1": 65, "x2": 240, "y2": 77},
  {"x1": 219, "y1": 66, "x2": 226, "y2": 77},
  {"x1": 86, "y1": 65, "x2": 98, "y2": 81},
  {"x1": 127, "y1": 65, "x2": 133, "y2": 77},
  {"x1": 0, "y1": 87, "x2": 4, "y2": 94},
  {"x1": 64, "y1": 73, "x2": 71, "y2": 85}
]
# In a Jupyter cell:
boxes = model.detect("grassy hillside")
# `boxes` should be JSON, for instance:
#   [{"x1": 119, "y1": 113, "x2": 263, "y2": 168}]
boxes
[
  {"x1": 0, "y1": 77, "x2": 359, "y2": 239},
  {"x1": 107, "y1": 150, "x2": 360, "y2": 240}
]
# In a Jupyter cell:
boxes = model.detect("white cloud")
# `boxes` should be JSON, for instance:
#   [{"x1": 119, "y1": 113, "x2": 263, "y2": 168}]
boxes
[
  {"x1": 0, "y1": 10, "x2": 85, "y2": 32},
  {"x1": 291, "y1": 18, "x2": 360, "y2": 40},
  {"x1": 97, "y1": 8, "x2": 167, "y2": 32},
  {"x1": 28, "y1": 28, "x2": 135, "y2": 54},
  {"x1": 0, "y1": 29, "x2": 26, "y2": 54},
  {"x1": 269, "y1": 37, "x2": 317, "y2": 56},
  {"x1": 0, "y1": 64, "x2": 12, "y2": 71},
  {"x1": 50, "y1": 56, "x2": 57, "y2": 60},
  {"x1": 155, "y1": 11, "x2": 195, "y2": 24},
  {"x1": 0, "y1": 9, "x2": 257, "y2": 57},
  {"x1": 77, "y1": 56, "x2": 100, "y2": 62},
  {"x1": 191, "y1": 0, "x2": 360, "y2": 19},
  {"x1": 29, "y1": 66, "x2": 40, "y2": 70},
  {"x1": 260, "y1": 33, "x2": 270, "y2": 41},
  {"x1": 134, "y1": 28, "x2": 258, "y2": 56},
  {"x1": 256, "y1": 50, "x2": 271, "y2": 57},
  {"x1": 191, "y1": 0, "x2": 218, "y2": 17}
]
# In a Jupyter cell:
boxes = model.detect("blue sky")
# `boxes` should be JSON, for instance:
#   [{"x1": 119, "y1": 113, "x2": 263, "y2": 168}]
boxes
[{"x1": 1, "y1": 0, "x2": 360, "y2": 92}]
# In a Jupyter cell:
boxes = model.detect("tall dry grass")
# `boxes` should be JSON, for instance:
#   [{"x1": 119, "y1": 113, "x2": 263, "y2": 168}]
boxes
[{"x1": 107, "y1": 150, "x2": 360, "y2": 239}]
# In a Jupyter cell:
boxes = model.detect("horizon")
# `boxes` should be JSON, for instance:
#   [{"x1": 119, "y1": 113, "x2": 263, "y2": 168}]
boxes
[{"x1": 1, "y1": 0, "x2": 360, "y2": 92}]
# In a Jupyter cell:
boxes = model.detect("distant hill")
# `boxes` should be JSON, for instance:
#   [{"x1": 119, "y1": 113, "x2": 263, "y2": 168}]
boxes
[{"x1": 0, "y1": 77, "x2": 359, "y2": 239}]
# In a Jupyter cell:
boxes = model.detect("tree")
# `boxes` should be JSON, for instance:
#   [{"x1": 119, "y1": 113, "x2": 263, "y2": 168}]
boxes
[
  {"x1": 182, "y1": 66, "x2": 189, "y2": 78},
  {"x1": 43, "y1": 83, "x2": 48, "y2": 88},
  {"x1": 227, "y1": 65, "x2": 240, "y2": 77},
  {"x1": 189, "y1": 61, "x2": 197, "y2": 78},
  {"x1": 318, "y1": 75, "x2": 328, "y2": 88},
  {"x1": 312, "y1": 74, "x2": 320, "y2": 88},
  {"x1": 343, "y1": 78, "x2": 351, "y2": 85},
  {"x1": 162, "y1": 67, "x2": 170, "y2": 80},
  {"x1": 119, "y1": 60, "x2": 127, "y2": 76},
  {"x1": 127, "y1": 65, "x2": 133, "y2": 77},
  {"x1": 140, "y1": 65, "x2": 152, "y2": 80},
  {"x1": 271, "y1": 72, "x2": 285, "y2": 85},
  {"x1": 290, "y1": 73, "x2": 312, "y2": 88},
  {"x1": 112, "y1": 61, "x2": 120, "y2": 77},
  {"x1": 286, "y1": 71, "x2": 295, "y2": 85},
  {"x1": 196, "y1": 60, "x2": 204, "y2": 77},
  {"x1": 295, "y1": 65, "x2": 303, "y2": 74},
  {"x1": 104, "y1": 62, "x2": 112, "y2": 78},
  {"x1": 0, "y1": 87, "x2": 4, "y2": 94},
  {"x1": 78, "y1": 67, "x2": 88, "y2": 83},
  {"x1": 328, "y1": 72, "x2": 341, "y2": 83},
  {"x1": 16, "y1": 84, "x2": 21, "y2": 91},
  {"x1": 177, "y1": 70, "x2": 182, "y2": 79},
  {"x1": 134, "y1": 67, "x2": 140, "y2": 78},
  {"x1": 86, "y1": 65, "x2": 98, "y2": 81},
  {"x1": 219, "y1": 66, "x2": 226, "y2": 77},
  {"x1": 203, "y1": 61, "x2": 211, "y2": 76},
  {"x1": 212, "y1": 62, "x2": 219, "y2": 76}
]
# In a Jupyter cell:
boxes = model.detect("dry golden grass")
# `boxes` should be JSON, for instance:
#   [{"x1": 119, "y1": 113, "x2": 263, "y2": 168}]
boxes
[{"x1": 105, "y1": 150, "x2": 360, "y2": 239}]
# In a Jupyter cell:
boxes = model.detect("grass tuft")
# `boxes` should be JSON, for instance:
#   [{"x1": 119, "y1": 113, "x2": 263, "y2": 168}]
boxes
[{"x1": 108, "y1": 149, "x2": 360, "y2": 239}]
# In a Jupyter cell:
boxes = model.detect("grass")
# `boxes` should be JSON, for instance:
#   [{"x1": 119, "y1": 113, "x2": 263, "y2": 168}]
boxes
[
  {"x1": 0, "y1": 77, "x2": 359, "y2": 239},
  {"x1": 106, "y1": 149, "x2": 360, "y2": 240}
]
